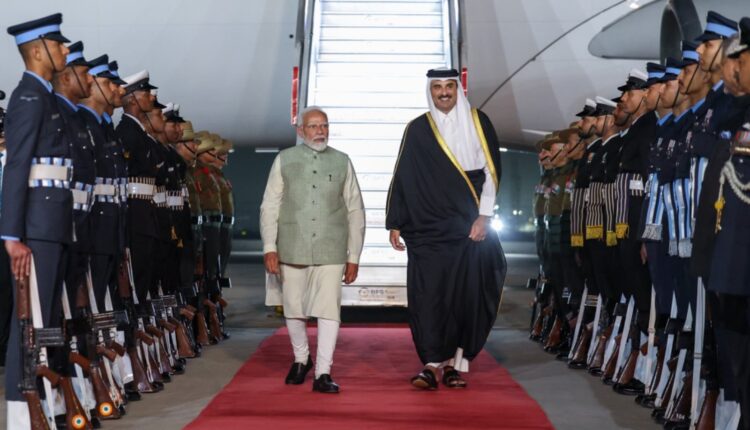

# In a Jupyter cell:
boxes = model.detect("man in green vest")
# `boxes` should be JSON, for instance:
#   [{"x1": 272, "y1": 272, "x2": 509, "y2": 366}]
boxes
[{"x1": 260, "y1": 106, "x2": 365, "y2": 394}]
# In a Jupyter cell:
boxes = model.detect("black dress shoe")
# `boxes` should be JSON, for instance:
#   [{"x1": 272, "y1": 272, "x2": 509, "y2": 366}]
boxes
[
  {"x1": 172, "y1": 363, "x2": 186, "y2": 375},
  {"x1": 285, "y1": 356, "x2": 313, "y2": 385},
  {"x1": 664, "y1": 419, "x2": 690, "y2": 430},
  {"x1": 568, "y1": 360, "x2": 588, "y2": 370},
  {"x1": 125, "y1": 389, "x2": 142, "y2": 401},
  {"x1": 614, "y1": 379, "x2": 645, "y2": 395},
  {"x1": 161, "y1": 372, "x2": 172, "y2": 383},
  {"x1": 312, "y1": 374, "x2": 340, "y2": 393},
  {"x1": 636, "y1": 393, "x2": 656, "y2": 407},
  {"x1": 151, "y1": 381, "x2": 165, "y2": 392},
  {"x1": 588, "y1": 367, "x2": 603, "y2": 377}
]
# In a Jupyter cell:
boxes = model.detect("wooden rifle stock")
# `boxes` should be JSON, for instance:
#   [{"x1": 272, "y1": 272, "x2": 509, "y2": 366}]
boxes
[
  {"x1": 589, "y1": 324, "x2": 613, "y2": 370},
  {"x1": 194, "y1": 311, "x2": 211, "y2": 346},
  {"x1": 157, "y1": 319, "x2": 177, "y2": 332},
  {"x1": 22, "y1": 390, "x2": 51, "y2": 430},
  {"x1": 667, "y1": 370, "x2": 693, "y2": 423},
  {"x1": 107, "y1": 341, "x2": 126, "y2": 357},
  {"x1": 179, "y1": 307, "x2": 195, "y2": 320},
  {"x1": 570, "y1": 325, "x2": 592, "y2": 364},
  {"x1": 169, "y1": 317, "x2": 197, "y2": 359},
  {"x1": 136, "y1": 330, "x2": 155, "y2": 346},
  {"x1": 126, "y1": 348, "x2": 155, "y2": 393},
  {"x1": 696, "y1": 387, "x2": 718, "y2": 430},
  {"x1": 117, "y1": 257, "x2": 132, "y2": 299},
  {"x1": 602, "y1": 335, "x2": 622, "y2": 380},
  {"x1": 145, "y1": 325, "x2": 164, "y2": 339},
  {"x1": 69, "y1": 352, "x2": 119, "y2": 420},
  {"x1": 18, "y1": 278, "x2": 57, "y2": 430},
  {"x1": 203, "y1": 299, "x2": 222, "y2": 341},
  {"x1": 58, "y1": 376, "x2": 93, "y2": 430},
  {"x1": 96, "y1": 345, "x2": 118, "y2": 362}
]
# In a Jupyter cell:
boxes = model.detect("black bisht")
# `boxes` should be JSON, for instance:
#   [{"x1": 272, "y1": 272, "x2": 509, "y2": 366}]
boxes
[{"x1": 386, "y1": 109, "x2": 506, "y2": 365}]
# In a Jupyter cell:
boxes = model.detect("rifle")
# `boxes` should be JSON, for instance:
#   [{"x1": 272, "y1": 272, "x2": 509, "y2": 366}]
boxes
[
  {"x1": 117, "y1": 249, "x2": 159, "y2": 393},
  {"x1": 162, "y1": 294, "x2": 197, "y2": 359},
  {"x1": 17, "y1": 274, "x2": 64, "y2": 430}
]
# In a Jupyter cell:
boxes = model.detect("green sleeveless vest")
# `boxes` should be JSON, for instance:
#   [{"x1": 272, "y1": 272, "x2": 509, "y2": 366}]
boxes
[{"x1": 277, "y1": 144, "x2": 349, "y2": 265}]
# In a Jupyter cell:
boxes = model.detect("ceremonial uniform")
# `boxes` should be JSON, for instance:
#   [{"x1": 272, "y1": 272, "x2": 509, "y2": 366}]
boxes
[
  {"x1": 116, "y1": 73, "x2": 159, "y2": 303},
  {"x1": 2, "y1": 13, "x2": 74, "y2": 413},
  {"x1": 214, "y1": 165, "x2": 234, "y2": 276}
]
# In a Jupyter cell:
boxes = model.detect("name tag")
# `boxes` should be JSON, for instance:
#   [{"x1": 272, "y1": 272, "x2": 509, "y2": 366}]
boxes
[{"x1": 629, "y1": 180, "x2": 644, "y2": 191}]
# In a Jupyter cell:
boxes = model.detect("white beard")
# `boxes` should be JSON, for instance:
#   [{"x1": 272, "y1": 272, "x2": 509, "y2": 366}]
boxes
[{"x1": 303, "y1": 138, "x2": 328, "y2": 152}]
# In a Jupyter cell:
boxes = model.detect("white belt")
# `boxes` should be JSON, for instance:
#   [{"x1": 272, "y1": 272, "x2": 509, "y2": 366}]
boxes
[
  {"x1": 127, "y1": 183, "x2": 155, "y2": 196},
  {"x1": 94, "y1": 184, "x2": 117, "y2": 196},
  {"x1": 167, "y1": 196, "x2": 183, "y2": 207},
  {"x1": 71, "y1": 188, "x2": 90, "y2": 205},
  {"x1": 153, "y1": 192, "x2": 167, "y2": 204},
  {"x1": 629, "y1": 179, "x2": 645, "y2": 191},
  {"x1": 29, "y1": 164, "x2": 71, "y2": 181}
]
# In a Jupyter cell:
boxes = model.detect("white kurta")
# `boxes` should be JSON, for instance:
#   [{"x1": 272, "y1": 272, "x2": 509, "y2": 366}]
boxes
[{"x1": 261, "y1": 145, "x2": 365, "y2": 322}]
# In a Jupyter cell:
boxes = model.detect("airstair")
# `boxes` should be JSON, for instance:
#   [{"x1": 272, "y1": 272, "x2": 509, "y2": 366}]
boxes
[{"x1": 297, "y1": 0, "x2": 458, "y2": 306}]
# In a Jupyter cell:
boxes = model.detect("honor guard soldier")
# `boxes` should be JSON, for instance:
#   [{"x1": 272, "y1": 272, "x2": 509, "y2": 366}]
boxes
[
  {"x1": 194, "y1": 133, "x2": 226, "y2": 341},
  {"x1": 529, "y1": 139, "x2": 554, "y2": 342},
  {"x1": 101, "y1": 60, "x2": 130, "y2": 270},
  {"x1": 117, "y1": 70, "x2": 159, "y2": 305},
  {"x1": 3, "y1": 13, "x2": 75, "y2": 428},
  {"x1": 567, "y1": 102, "x2": 603, "y2": 370},
  {"x1": 540, "y1": 133, "x2": 571, "y2": 354},
  {"x1": 52, "y1": 42, "x2": 96, "y2": 315},
  {"x1": 609, "y1": 68, "x2": 657, "y2": 396},
  {"x1": 78, "y1": 54, "x2": 128, "y2": 312},
  {"x1": 710, "y1": 17, "x2": 750, "y2": 426},
  {"x1": 214, "y1": 140, "x2": 234, "y2": 282}
]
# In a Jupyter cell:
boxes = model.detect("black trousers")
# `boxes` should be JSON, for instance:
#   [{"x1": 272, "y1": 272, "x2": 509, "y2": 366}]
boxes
[
  {"x1": 130, "y1": 233, "x2": 156, "y2": 304},
  {"x1": 617, "y1": 236, "x2": 651, "y2": 329},
  {"x1": 90, "y1": 253, "x2": 117, "y2": 311},
  {"x1": 5, "y1": 240, "x2": 67, "y2": 402},
  {"x1": 219, "y1": 224, "x2": 232, "y2": 276},
  {"x1": 0, "y1": 242, "x2": 12, "y2": 366},
  {"x1": 202, "y1": 226, "x2": 221, "y2": 282},
  {"x1": 587, "y1": 239, "x2": 620, "y2": 305}
]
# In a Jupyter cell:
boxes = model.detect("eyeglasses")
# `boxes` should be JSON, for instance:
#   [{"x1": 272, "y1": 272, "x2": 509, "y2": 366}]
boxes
[{"x1": 302, "y1": 123, "x2": 330, "y2": 131}]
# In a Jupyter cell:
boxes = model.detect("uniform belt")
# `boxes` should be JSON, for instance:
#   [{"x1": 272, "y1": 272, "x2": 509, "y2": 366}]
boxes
[
  {"x1": 191, "y1": 215, "x2": 203, "y2": 226},
  {"x1": 153, "y1": 192, "x2": 167, "y2": 205},
  {"x1": 222, "y1": 215, "x2": 235, "y2": 225},
  {"x1": 167, "y1": 195, "x2": 183, "y2": 209},
  {"x1": 71, "y1": 182, "x2": 94, "y2": 212},
  {"x1": 93, "y1": 183, "x2": 117, "y2": 196},
  {"x1": 117, "y1": 178, "x2": 128, "y2": 204},
  {"x1": 203, "y1": 213, "x2": 223, "y2": 226},
  {"x1": 127, "y1": 183, "x2": 156, "y2": 199},
  {"x1": 28, "y1": 158, "x2": 74, "y2": 188}
]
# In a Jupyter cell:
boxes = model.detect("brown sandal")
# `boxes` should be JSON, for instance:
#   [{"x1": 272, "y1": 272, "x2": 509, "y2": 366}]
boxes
[{"x1": 442, "y1": 368, "x2": 467, "y2": 388}]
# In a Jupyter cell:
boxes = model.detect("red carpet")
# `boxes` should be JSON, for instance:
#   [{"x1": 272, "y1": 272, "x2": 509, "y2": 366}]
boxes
[{"x1": 186, "y1": 326, "x2": 553, "y2": 429}]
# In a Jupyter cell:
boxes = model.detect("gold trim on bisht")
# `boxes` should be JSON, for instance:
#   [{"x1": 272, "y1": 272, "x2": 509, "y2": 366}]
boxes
[{"x1": 426, "y1": 112, "x2": 479, "y2": 206}]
